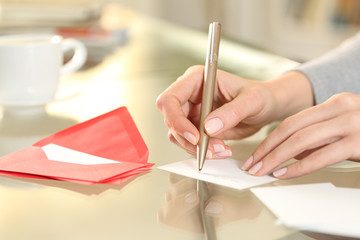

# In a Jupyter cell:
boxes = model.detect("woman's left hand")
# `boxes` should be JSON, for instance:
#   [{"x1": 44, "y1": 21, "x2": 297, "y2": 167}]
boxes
[{"x1": 242, "y1": 92, "x2": 360, "y2": 179}]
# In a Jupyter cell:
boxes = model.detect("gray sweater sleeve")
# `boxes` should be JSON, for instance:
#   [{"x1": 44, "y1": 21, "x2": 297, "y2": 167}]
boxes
[{"x1": 294, "y1": 32, "x2": 360, "y2": 104}]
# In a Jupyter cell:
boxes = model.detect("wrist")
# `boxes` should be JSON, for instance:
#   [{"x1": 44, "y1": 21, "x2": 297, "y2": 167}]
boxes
[{"x1": 265, "y1": 71, "x2": 314, "y2": 121}]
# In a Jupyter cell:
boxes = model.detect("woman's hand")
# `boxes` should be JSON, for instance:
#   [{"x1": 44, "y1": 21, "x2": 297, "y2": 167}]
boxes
[
  {"x1": 156, "y1": 66, "x2": 313, "y2": 159},
  {"x1": 243, "y1": 92, "x2": 360, "y2": 179},
  {"x1": 156, "y1": 66, "x2": 277, "y2": 158}
]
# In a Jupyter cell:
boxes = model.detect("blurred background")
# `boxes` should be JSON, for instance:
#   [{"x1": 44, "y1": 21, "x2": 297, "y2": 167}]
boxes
[
  {"x1": 1, "y1": 0, "x2": 360, "y2": 63},
  {"x1": 117, "y1": 0, "x2": 360, "y2": 62}
]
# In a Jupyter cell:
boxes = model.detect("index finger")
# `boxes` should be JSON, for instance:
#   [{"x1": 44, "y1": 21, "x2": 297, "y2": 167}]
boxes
[{"x1": 156, "y1": 66, "x2": 205, "y2": 144}]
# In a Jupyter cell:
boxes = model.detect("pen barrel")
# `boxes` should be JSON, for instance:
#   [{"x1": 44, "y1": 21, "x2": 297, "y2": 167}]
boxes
[
  {"x1": 201, "y1": 61, "x2": 218, "y2": 120},
  {"x1": 197, "y1": 60, "x2": 218, "y2": 169},
  {"x1": 197, "y1": 22, "x2": 221, "y2": 170}
]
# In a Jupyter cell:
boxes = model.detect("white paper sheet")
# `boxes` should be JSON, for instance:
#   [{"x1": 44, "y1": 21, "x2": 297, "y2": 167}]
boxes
[
  {"x1": 42, "y1": 143, "x2": 120, "y2": 165},
  {"x1": 158, "y1": 158, "x2": 277, "y2": 191},
  {"x1": 251, "y1": 183, "x2": 360, "y2": 238}
]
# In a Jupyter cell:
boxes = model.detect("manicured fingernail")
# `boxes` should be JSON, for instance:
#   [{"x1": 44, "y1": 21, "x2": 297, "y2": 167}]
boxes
[
  {"x1": 205, "y1": 201, "x2": 223, "y2": 215},
  {"x1": 184, "y1": 192, "x2": 198, "y2": 204},
  {"x1": 216, "y1": 149, "x2": 232, "y2": 157},
  {"x1": 205, "y1": 118, "x2": 223, "y2": 134},
  {"x1": 241, "y1": 155, "x2": 253, "y2": 170},
  {"x1": 213, "y1": 144, "x2": 225, "y2": 153},
  {"x1": 249, "y1": 161, "x2": 263, "y2": 175},
  {"x1": 184, "y1": 132, "x2": 197, "y2": 145},
  {"x1": 273, "y1": 167, "x2": 287, "y2": 178}
]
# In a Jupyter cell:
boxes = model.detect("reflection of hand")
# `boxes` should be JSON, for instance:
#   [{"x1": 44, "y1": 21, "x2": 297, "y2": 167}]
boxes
[
  {"x1": 204, "y1": 190, "x2": 261, "y2": 227},
  {"x1": 157, "y1": 174, "x2": 262, "y2": 233},
  {"x1": 156, "y1": 66, "x2": 313, "y2": 159},
  {"x1": 157, "y1": 174, "x2": 203, "y2": 233},
  {"x1": 243, "y1": 93, "x2": 360, "y2": 179}
]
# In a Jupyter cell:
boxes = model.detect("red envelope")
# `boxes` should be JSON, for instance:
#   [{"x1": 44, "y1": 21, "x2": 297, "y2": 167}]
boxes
[{"x1": 0, "y1": 107, "x2": 153, "y2": 185}]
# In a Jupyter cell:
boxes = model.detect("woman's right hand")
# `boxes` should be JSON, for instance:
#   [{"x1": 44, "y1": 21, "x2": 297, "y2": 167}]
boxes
[{"x1": 156, "y1": 66, "x2": 312, "y2": 158}]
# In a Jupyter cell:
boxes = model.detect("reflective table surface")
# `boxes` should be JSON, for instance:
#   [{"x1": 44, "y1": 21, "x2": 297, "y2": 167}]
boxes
[{"x1": 1, "y1": 13, "x2": 359, "y2": 240}]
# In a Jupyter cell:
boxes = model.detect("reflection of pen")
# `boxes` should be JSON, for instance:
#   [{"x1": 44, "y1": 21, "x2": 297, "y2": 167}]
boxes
[
  {"x1": 198, "y1": 22, "x2": 221, "y2": 171},
  {"x1": 197, "y1": 180, "x2": 217, "y2": 240}
]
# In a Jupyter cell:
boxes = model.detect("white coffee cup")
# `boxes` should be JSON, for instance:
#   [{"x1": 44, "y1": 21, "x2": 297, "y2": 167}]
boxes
[{"x1": 0, "y1": 34, "x2": 87, "y2": 107}]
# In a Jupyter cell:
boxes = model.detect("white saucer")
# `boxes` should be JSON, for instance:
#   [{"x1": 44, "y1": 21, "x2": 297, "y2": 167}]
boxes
[
  {"x1": 0, "y1": 84, "x2": 81, "y2": 110},
  {"x1": 0, "y1": 104, "x2": 47, "y2": 116}
]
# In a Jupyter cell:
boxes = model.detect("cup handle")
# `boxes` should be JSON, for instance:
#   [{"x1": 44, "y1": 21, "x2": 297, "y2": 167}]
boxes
[{"x1": 60, "y1": 38, "x2": 87, "y2": 78}]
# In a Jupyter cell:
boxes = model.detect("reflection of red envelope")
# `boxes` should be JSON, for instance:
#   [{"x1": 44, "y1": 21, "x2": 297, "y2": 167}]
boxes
[{"x1": 0, "y1": 107, "x2": 153, "y2": 185}]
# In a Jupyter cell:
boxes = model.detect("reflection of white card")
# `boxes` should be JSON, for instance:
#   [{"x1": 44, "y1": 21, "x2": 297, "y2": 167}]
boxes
[
  {"x1": 251, "y1": 183, "x2": 360, "y2": 238},
  {"x1": 42, "y1": 143, "x2": 119, "y2": 165},
  {"x1": 158, "y1": 158, "x2": 276, "y2": 191}
]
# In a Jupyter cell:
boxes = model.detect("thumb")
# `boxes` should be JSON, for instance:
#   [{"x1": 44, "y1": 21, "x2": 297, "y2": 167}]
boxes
[{"x1": 204, "y1": 89, "x2": 265, "y2": 136}]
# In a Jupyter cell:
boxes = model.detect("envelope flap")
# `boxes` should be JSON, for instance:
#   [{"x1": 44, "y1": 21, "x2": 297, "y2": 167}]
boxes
[{"x1": 33, "y1": 107, "x2": 148, "y2": 164}]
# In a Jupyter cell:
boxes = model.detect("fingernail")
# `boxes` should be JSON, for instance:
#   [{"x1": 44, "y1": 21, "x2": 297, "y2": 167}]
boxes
[
  {"x1": 249, "y1": 161, "x2": 263, "y2": 175},
  {"x1": 205, "y1": 201, "x2": 223, "y2": 215},
  {"x1": 273, "y1": 167, "x2": 287, "y2": 178},
  {"x1": 184, "y1": 192, "x2": 198, "y2": 204},
  {"x1": 216, "y1": 149, "x2": 232, "y2": 157},
  {"x1": 213, "y1": 144, "x2": 225, "y2": 153},
  {"x1": 241, "y1": 155, "x2": 253, "y2": 170},
  {"x1": 184, "y1": 132, "x2": 197, "y2": 145},
  {"x1": 205, "y1": 118, "x2": 223, "y2": 134}
]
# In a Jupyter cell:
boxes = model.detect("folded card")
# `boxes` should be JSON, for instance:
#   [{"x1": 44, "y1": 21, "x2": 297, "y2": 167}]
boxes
[
  {"x1": 0, "y1": 107, "x2": 153, "y2": 185},
  {"x1": 251, "y1": 183, "x2": 360, "y2": 238},
  {"x1": 158, "y1": 158, "x2": 277, "y2": 191}
]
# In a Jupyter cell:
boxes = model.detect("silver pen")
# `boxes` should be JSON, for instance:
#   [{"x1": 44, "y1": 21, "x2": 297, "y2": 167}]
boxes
[{"x1": 197, "y1": 22, "x2": 221, "y2": 171}]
